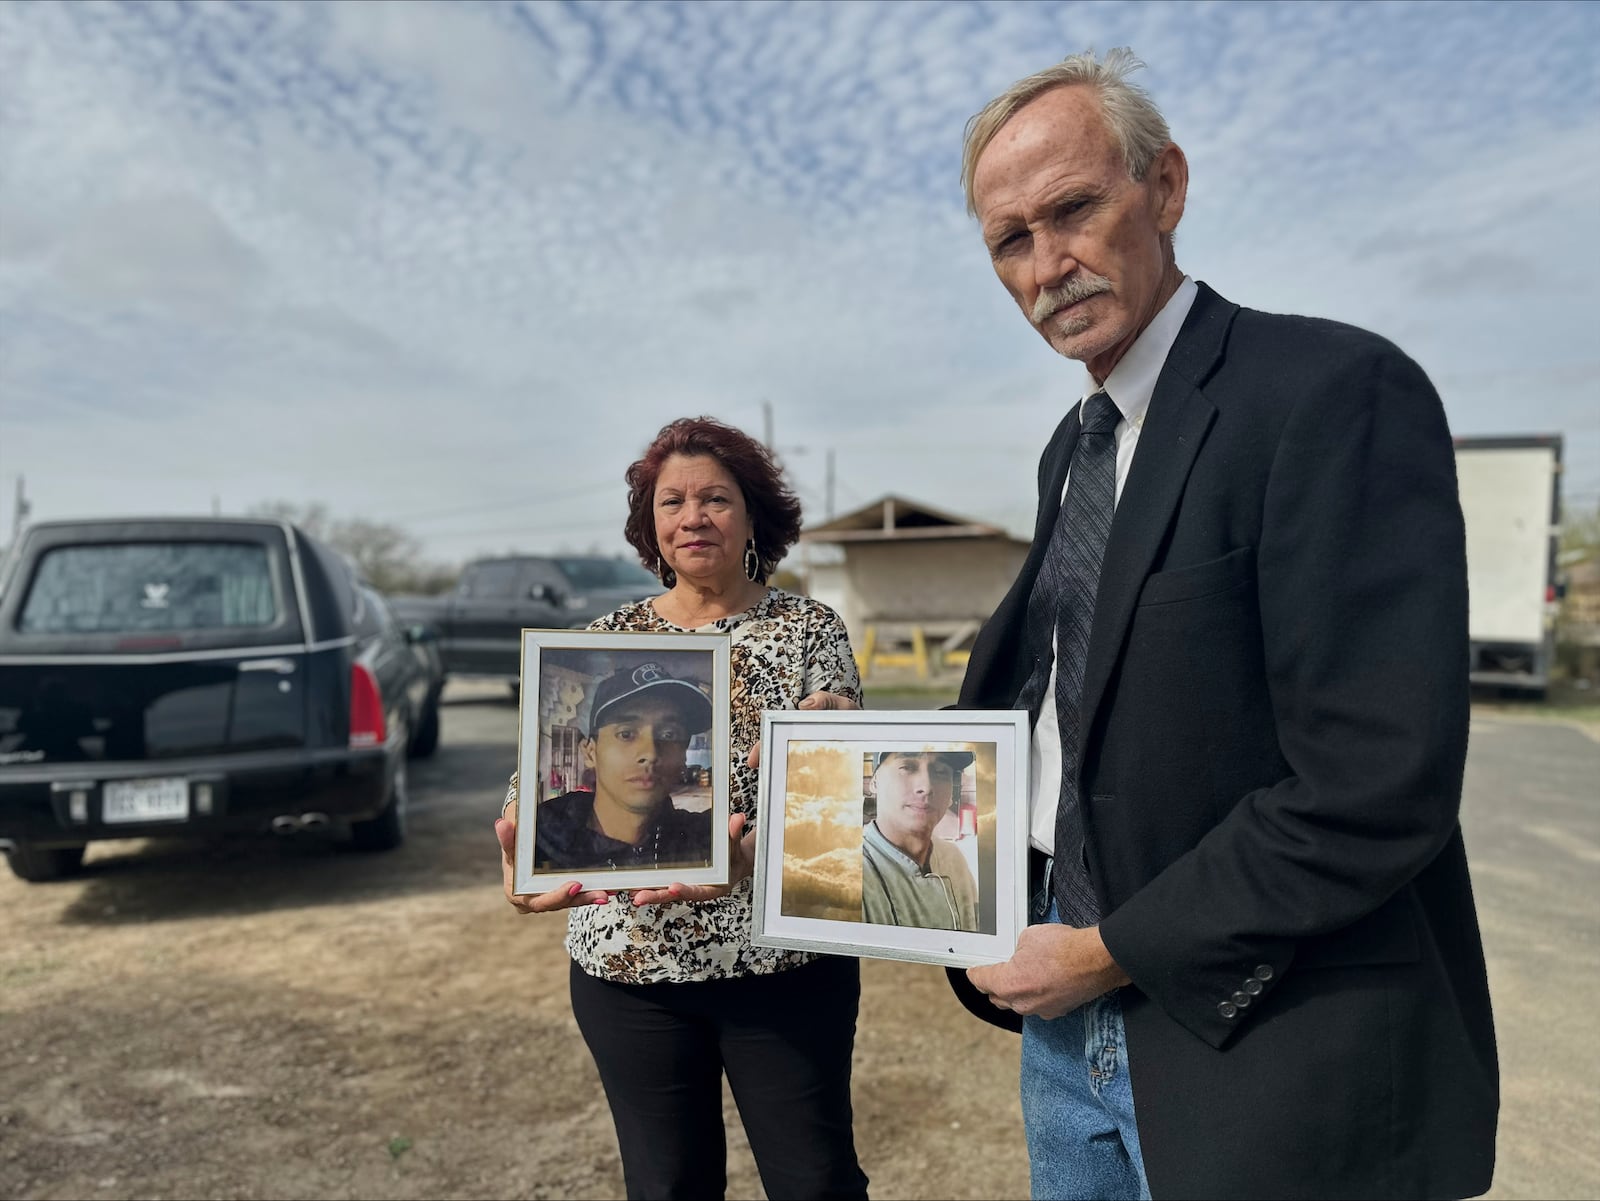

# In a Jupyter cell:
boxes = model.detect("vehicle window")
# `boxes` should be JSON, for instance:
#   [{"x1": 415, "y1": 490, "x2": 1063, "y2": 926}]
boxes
[
  {"x1": 466, "y1": 561, "x2": 520, "y2": 599},
  {"x1": 352, "y1": 585, "x2": 384, "y2": 639},
  {"x1": 553, "y1": 557, "x2": 658, "y2": 591},
  {"x1": 18, "y1": 542, "x2": 280, "y2": 634},
  {"x1": 363, "y1": 588, "x2": 398, "y2": 635},
  {"x1": 521, "y1": 561, "x2": 564, "y2": 590}
]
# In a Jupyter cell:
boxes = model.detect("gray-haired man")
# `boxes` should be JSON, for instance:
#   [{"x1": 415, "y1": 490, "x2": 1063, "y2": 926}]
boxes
[{"x1": 951, "y1": 47, "x2": 1497, "y2": 1201}]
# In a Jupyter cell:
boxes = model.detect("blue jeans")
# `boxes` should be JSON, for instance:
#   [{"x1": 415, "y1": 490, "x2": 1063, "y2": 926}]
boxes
[{"x1": 1020, "y1": 883, "x2": 1150, "y2": 1201}]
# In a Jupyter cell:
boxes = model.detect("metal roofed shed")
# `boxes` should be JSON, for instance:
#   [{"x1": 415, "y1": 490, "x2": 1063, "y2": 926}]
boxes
[{"x1": 800, "y1": 496, "x2": 1030, "y2": 680}]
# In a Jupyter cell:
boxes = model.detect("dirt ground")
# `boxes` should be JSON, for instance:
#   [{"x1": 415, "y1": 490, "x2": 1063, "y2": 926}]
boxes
[
  {"x1": 7, "y1": 688, "x2": 1592, "y2": 1201},
  {"x1": 0, "y1": 692, "x2": 1029, "y2": 1201}
]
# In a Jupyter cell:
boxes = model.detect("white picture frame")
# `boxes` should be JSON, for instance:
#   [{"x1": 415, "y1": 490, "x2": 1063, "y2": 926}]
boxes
[
  {"x1": 750, "y1": 709, "x2": 1030, "y2": 968},
  {"x1": 513, "y1": 629, "x2": 732, "y2": 895}
]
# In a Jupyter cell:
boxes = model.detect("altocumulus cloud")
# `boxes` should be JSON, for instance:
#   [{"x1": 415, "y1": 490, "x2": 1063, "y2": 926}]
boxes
[{"x1": 2, "y1": 1, "x2": 1595, "y2": 557}]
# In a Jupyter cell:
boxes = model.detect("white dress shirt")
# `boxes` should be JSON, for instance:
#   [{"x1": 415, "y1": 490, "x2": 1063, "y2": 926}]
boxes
[{"x1": 1029, "y1": 276, "x2": 1199, "y2": 855}]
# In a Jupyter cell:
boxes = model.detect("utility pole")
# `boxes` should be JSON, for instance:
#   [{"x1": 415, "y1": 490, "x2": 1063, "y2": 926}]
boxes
[
  {"x1": 13, "y1": 475, "x2": 31, "y2": 540},
  {"x1": 825, "y1": 448, "x2": 836, "y2": 520},
  {"x1": 762, "y1": 400, "x2": 773, "y2": 450}
]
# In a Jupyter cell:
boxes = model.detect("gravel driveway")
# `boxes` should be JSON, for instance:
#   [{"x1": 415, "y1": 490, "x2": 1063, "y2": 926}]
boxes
[
  {"x1": 1, "y1": 687, "x2": 1026, "y2": 1200},
  {"x1": 4, "y1": 687, "x2": 1593, "y2": 1199}
]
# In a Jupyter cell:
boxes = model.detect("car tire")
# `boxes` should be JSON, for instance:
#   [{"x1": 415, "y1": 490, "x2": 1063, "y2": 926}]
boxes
[
  {"x1": 408, "y1": 698, "x2": 441, "y2": 759},
  {"x1": 350, "y1": 754, "x2": 407, "y2": 852},
  {"x1": 5, "y1": 842, "x2": 87, "y2": 883}
]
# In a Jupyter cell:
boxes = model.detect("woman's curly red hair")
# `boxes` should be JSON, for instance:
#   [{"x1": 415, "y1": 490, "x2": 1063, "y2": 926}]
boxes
[{"x1": 623, "y1": 416, "x2": 803, "y2": 584}]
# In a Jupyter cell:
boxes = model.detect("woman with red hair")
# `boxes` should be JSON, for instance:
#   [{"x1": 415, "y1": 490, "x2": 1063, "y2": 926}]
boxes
[{"x1": 496, "y1": 416, "x2": 868, "y2": 1200}]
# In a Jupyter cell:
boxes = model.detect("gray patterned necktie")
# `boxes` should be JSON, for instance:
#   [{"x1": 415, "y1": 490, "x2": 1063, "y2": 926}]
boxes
[{"x1": 1018, "y1": 391, "x2": 1120, "y2": 927}]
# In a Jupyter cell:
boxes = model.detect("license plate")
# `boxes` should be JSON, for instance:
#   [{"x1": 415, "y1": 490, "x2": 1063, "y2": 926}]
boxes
[{"x1": 103, "y1": 778, "x2": 190, "y2": 824}]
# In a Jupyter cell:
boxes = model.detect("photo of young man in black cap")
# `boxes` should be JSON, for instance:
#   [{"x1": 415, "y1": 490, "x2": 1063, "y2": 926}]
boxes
[
  {"x1": 533, "y1": 661, "x2": 714, "y2": 873},
  {"x1": 862, "y1": 749, "x2": 979, "y2": 932}
]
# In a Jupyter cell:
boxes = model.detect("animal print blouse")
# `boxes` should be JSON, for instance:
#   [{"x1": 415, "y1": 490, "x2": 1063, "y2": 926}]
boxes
[{"x1": 503, "y1": 588, "x2": 862, "y2": 984}]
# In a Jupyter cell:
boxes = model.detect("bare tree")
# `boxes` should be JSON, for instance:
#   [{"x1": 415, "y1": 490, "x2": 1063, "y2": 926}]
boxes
[
  {"x1": 251, "y1": 501, "x2": 332, "y2": 539},
  {"x1": 248, "y1": 501, "x2": 455, "y2": 595},
  {"x1": 1549, "y1": 504, "x2": 1600, "y2": 686}
]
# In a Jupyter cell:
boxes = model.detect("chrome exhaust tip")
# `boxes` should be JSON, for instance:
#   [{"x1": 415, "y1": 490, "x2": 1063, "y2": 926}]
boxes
[
  {"x1": 299, "y1": 812, "x2": 330, "y2": 831},
  {"x1": 270, "y1": 815, "x2": 301, "y2": 835}
]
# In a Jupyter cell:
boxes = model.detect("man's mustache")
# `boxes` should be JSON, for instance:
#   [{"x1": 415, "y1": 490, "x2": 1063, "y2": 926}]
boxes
[{"x1": 1032, "y1": 273, "x2": 1112, "y2": 324}]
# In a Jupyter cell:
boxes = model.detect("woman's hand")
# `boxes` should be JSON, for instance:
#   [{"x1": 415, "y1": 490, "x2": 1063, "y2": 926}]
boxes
[
  {"x1": 745, "y1": 689, "x2": 862, "y2": 771},
  {"x1": 627, "y1": 692, "x2": 861, "y2": 907},
  {"x1": 628, "y1": 813, "x2": 757, "y2": 907},
  {"x1": 495, "y1": 816, "x2": 611, "y2": 913},
  {"x1": 797, "y1": 690, "x2": 860, "y2": 711}
]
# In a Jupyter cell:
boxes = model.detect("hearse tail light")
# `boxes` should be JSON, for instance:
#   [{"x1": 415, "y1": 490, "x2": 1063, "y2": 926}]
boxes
[{"x1": 349, "y1": 663, "x2": 386, "y2": 749}]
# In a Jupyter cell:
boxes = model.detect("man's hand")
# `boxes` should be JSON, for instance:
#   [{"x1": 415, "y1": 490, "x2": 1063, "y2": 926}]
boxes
[
  {"x1": 966, "y1": 924, "x2": 1131, "y2": 1019},
  {"x1": 628, "y1": 813, "x2": 757, "y2": 906},
  {"x1": 495, "y1": 816, "x2": 611, "y2": 913}
]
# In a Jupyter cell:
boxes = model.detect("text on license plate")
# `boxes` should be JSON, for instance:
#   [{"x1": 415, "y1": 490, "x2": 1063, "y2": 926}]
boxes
[{"x1": 102, "y1": 778, "x2": 189, "y2": 824}]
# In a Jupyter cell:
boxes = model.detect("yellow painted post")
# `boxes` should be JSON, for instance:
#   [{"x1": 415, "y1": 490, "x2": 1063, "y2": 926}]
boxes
[
  {"x1": 858, "y1": 625, "x2": 878, "y2": 680},
  {"x1": 911, "y1": 625, "x2": 929, "y2": 680}
]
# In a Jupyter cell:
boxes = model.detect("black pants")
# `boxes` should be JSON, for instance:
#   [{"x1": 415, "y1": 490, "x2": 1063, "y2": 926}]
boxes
[{"x1": 570, "y1": 955, "x2": 870, "y2": 1201}]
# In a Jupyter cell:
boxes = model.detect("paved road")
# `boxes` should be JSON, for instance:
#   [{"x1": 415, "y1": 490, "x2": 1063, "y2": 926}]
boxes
[
  {"x1": 1457, "y1": 713, "x2": 1600, "y2": 1200},
  {"x1": 442, "y1": 684, "x2": 1600, "y2": 1199}
]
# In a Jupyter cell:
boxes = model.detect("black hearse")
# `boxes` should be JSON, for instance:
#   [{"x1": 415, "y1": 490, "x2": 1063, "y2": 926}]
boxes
[{"x1": 0, "y1": 517, "x2": 443, "y2": 881}]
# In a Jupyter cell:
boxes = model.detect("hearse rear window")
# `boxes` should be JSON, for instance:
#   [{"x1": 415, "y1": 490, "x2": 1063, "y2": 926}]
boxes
[{"x1": 19, "y1": 542, "x2": 280, "y2": 634}]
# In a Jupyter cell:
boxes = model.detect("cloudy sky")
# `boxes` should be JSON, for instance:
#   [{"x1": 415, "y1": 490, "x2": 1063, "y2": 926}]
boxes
[{"x1": 2, "y1": 0, "x2": 1596, "y2": 567}]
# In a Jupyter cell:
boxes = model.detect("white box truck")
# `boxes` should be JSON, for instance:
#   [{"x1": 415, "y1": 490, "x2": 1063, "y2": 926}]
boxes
[{"x1": 1454, "y1": 435, "x2": 1563, "y2": 694}]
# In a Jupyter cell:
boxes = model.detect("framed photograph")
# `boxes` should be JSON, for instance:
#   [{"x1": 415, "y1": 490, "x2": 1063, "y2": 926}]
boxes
[
  {"x1": 750, "y1": 709, "x2": 1030, "y2": 968},
  {"x1": 512, "y1": 629, "x2": 732, "y2": 895}
]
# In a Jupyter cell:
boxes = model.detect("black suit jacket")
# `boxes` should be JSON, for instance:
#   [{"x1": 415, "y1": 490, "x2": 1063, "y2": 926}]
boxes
[{"x1": 951, "y1": 284, "x2": 1498, "y2": 1199}]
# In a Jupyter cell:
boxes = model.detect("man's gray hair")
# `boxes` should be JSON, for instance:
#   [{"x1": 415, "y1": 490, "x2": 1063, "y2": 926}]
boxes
[{"x1": 961, "y1": 48, "x2": 1171, "y2": 217}]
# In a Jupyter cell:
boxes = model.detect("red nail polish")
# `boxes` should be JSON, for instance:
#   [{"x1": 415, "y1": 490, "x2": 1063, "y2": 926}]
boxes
[{"x1": 568, "y1": 882, "x2": 582, "y2": 896}]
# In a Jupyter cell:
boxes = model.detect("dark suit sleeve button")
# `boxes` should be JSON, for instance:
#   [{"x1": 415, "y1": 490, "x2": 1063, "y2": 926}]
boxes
[
  {"x1": 1231, "y1": 991, "x2": 1252, "y2": 1007},
  {"x1": 1243, "y1": 978, "x2": 1264, "y2": 996},
  {"x1": 1253, "y1": 964, "x2": 1275, "y2": 982},
  {"x1": 1218, "y1": 1001, "x2": 1239, "y2": 1019}
]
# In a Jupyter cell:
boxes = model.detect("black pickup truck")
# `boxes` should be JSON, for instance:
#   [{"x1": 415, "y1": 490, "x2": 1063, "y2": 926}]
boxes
[
  {"x1": 388, "y1": 555, "x2": 659, "y2": 689},
  {"x1": 0, "y1": 517, "x2": 443, "y2": 881}
]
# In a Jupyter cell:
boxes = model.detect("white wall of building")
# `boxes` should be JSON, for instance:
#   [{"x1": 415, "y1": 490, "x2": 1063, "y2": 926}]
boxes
[{"x1": 807, "y1": 537, "x2": 1026, "y2": 648}]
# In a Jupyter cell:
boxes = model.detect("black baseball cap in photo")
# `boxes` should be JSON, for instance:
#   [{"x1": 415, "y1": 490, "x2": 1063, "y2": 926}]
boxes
[
  {"x1": 872, "y1": 749, "x2": 975, "y2": 774},
  {"x1": 587, "y1": 661, "x2": 713, "y2": 737}
]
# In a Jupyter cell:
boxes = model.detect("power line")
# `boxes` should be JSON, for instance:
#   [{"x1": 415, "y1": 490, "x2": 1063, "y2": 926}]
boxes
[
  {"x1": 422, "y1": 516, "x2": 630, "y2": 543},
  {"x1": 392, "y1": 482, "x2": 622, "y2": 525}
]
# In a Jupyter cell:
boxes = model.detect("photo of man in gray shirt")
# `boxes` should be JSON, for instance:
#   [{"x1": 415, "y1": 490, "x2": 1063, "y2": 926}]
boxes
[{"x1": 861, "y1": 750, "x2": 979, "y2": 932}]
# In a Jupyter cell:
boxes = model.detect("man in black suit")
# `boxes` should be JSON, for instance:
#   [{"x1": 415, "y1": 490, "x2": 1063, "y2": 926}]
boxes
[{"x1": 952, "y1": 49, "x2": 1498, "y2": 1200}]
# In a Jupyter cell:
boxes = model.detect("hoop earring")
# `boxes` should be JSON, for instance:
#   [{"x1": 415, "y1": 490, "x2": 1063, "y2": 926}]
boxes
[
  {"x1": 743, "y1": 538, "x2": 760, "y2": 582},
  {"x1": 656, "y1": 556, "x2": 676, "y2": 588}
]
